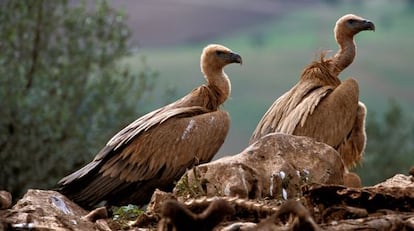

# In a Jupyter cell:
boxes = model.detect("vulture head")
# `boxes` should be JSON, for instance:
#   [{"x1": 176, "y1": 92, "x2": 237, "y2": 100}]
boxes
[
  {"x1": 334, "y1": 14, "x2": 375, "y2": 40},
  {"x1": 200, "y1": 44, "x2": 242, "y2": 100},
  {"x1": 201, "y1": 44, "x2": 242, "y2": 75}
]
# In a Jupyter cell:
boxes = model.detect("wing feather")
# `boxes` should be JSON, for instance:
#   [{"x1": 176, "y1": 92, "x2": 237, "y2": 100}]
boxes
[
  {"x1": 58, "y1": 160, "x2": 101, "y2": 185},
  {"x1": 278, "y1": 85, "x2": 333, "y2": 133},
  {"x1": 100, "y1": 110, "x2": 230, "y2": 182},
  {"x1": 251, "y1": 77, "x2": 359, "y2": 150},
  {"x1": 294, "y1": 78, "x2": 359, "y2": 147},
  {"x1": 59, "y1": 109, "x2": 229, "y2": 207},
  {"x1": 250, "y1": 80, "x2": 333, "y2": 143},
  {"x1": 61, "y1": 106, "x2": 209, "y2": 184},
  {"x1": 104, "y1": 106, "x2": 208, "y2": 153}
]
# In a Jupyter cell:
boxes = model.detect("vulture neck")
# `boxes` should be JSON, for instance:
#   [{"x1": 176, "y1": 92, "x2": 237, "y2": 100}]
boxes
[
  {"x1": 202, "y1": 66, "x2": 231, "y2": 106},
  {"x1": 332, "y1": 31, "x2": 356, "y2": 76}
]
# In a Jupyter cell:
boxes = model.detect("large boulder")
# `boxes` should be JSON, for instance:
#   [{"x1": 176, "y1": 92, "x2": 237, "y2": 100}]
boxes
[
  {"x1": 0, "y1": 189, "x2": 110, "y2": 230},
  {"x1": 174, "y1": 133, "x2": 346, "y2": 200}
]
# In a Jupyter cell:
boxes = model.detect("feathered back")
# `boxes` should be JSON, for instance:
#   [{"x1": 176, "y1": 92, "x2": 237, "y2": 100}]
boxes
[
  {"x1": 250, "y1": 53, "x2": 338, "y2": 142},
  {"x1": 300, "y1": 53, "x2": 341, "y2": 87}
]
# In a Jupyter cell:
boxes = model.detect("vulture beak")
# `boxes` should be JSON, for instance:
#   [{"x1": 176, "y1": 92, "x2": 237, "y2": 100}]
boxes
[
  {"x1": 362, "y1": 20, "x2": 375, "y2": 31},
  {"x1": 229, "y1": 52, "x2": 243, "y2": 65}
]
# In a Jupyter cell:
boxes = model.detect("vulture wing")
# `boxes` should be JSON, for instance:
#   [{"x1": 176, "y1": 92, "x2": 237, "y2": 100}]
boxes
[
  {"x1": 99, "y1": 108, "x2": 230, "y2": 182},
  {"x1": 251, "y1": 78, "x2": 359, "y2": 150},
  {"x1": 59, "y1": 107, "x2": 230, "y2": 207},
  {"x1": 250, "y1": 80, "x2": 334, "y2": 143},
  {"x1": 293, "y1": 78, "x2": 360, "y2": 148},
  {"x1": 59, "y1": 105, "x2": 206, "y2": 184},
  {"x1": 336, "y1": 102, "x2": 367, "y2": 167}
]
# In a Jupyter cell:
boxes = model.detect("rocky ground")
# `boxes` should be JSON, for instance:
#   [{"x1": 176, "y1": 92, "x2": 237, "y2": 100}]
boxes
[{"x1": 1, "y1": 133, "x2": 413, "y2": 230}]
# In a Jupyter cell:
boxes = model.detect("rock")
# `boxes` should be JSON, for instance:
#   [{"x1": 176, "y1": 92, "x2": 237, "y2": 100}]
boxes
[
  {"x1": 175, "y1": 133, "x2": 345, "y2": 200},
  {"x1": 82, "y1": 207, "x2": 108, "y2": 222},
  {"x1": 0, "y1": 191, "x2": 12, "y2": 209},
  {"x1": 303, "y1": 181, "x2": 414, "y2": 222},
  {"x1": 146, "y1": 189, "x2": 177, "y2": 215},
  {"x1": 0, "y1": 189, "x2": 107, "y2": 230},
  {"x1": 373, "y1": 174, "x2": 414, "y2": 188},
  {"x1": 132, "y1": 189, "x2": 176, "y2": 228},
  {"x1": 221, "y1": 222, "x2": 257, "y2": 231},
  {"x1": 343, "y1": 172, "x2": 362, "y2": 188},
  {"x1": 158, "y1": 198, "x2": 235, "y2": 231},
  {"x1": 245, "y1": 200, "x2": 321, "y2": 231}
]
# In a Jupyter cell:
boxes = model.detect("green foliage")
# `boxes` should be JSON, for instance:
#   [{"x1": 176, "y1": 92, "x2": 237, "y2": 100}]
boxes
[
  {"x1": 111, "y1": 204, "x2": 144, "y2": 221},
  {"x1": 0, "y1": 0, "x2": 157, "y2": 198},
  {"x1": 356, "y1": 100, "x2": 414, "y2": 185},
  {"x1": 174, "y1": 168, "x2": 208, "y2": 198},
  {"x1": 110, "y1": 204, "x2": 144, "y2": 229}
]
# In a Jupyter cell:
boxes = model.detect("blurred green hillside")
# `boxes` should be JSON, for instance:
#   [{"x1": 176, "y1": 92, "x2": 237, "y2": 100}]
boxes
[{"x1": 126, "y1": 0, "x2": 414, "y2": 160}]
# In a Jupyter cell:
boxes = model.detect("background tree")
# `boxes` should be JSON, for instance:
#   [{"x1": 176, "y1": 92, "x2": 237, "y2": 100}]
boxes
[
  {"x1": 0, "y1": 0, "x2": 158, "y2": 199},
  {"x1": 356, "y1": 100, "x2": 414, "y2": 185}
]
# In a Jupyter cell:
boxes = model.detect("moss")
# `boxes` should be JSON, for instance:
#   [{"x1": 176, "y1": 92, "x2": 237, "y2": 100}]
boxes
[
  {"x1": 110, "y1": 204, "x2": 144, "y2": 228},
  {"x1": 174, "y1": 168, "x2": 208, "y2": 198}
]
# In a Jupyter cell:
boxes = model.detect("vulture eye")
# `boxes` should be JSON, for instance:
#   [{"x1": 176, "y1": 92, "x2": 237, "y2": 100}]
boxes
[
  {"x1": 347, "y1": 19, "x2": 356, "y2": 24},
  {"x1": 215, "y1": 50, "x2": 225, "y2": 56}
]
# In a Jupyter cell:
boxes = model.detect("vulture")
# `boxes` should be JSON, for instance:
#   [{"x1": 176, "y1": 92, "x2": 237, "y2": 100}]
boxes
[
  {"x1": 250, "y1": 14, "x2": 375, "y2": 169},
  {"x1": 58, "y1": 44, "x2": 242, "y2": 208}
]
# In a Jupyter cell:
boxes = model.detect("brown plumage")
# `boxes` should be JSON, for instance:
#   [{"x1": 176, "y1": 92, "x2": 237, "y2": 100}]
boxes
[
  {"x1": 58, "y1": 44, "x2": 242, "y2": 208},
  {"x1": 250, "y1": 14, "x2": 375, "y2": 169}
]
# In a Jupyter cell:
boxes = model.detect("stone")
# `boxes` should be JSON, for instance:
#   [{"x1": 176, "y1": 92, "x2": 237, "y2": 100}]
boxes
[
  {"x1": 175, "y1": 133, "x2": 345, "y2": 200},
  {"x1": 0, "y1": 191, "x2": 12, "y2": 209},
  {"x1": 0, "y1": 189, "x2": 108, "y2": 230}
]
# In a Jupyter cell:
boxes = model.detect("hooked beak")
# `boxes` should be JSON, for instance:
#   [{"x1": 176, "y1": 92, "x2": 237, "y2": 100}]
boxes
[
  {"x1": 229, "y1": 52, "x2": 243, "y2": 65},
  {"x1": 362, "y1": 20, "x2": 375, "y2": 31}
]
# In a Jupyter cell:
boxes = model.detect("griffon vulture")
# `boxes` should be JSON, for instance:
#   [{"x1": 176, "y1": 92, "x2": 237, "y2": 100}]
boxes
[
  {"x1": 58, "y1": 44, "x2": 242, "y2": 208},
  {"x1": 250, "y1": 14, "x2": 375, "y2": 169}
]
